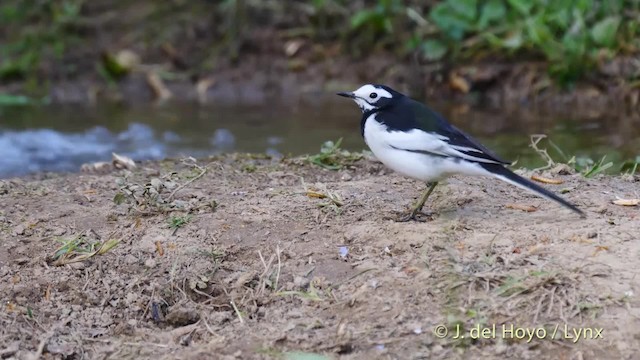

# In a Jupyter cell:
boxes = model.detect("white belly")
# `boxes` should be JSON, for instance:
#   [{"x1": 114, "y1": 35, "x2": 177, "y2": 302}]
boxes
[{"x1": 363, "y1": 116, "x2": 487, "y2": 182}]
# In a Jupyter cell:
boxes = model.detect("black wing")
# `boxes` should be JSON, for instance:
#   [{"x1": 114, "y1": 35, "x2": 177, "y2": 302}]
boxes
[{"x1": 408, "y1": 99, "x2": 511, "y2": 165}]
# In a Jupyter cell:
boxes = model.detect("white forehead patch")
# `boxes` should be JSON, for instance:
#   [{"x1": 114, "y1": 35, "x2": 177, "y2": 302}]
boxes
[{"x1": 352, "y1": 84, "x2": 393, "y2": 102}]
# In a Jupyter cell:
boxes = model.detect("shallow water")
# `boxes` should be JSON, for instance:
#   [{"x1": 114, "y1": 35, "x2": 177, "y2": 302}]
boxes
[{"x1": 0, "y1": 101, "x2": 638, "y2": 178}]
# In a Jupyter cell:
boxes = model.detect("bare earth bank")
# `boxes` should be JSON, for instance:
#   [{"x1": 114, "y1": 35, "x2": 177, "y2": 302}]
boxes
[{"x1": 0, "y1": 155, "x2": 639, "y2": 359}]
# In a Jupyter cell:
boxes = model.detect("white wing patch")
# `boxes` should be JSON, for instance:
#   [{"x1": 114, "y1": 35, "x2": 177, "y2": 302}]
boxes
[{"x1": 366, "y1": 115, "x2": 502, "y2": 164}]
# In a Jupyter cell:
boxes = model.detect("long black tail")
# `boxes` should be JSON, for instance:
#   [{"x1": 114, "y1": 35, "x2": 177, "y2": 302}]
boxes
[{"x1": 480, "y1": 163, "x2": 586, "y2": 218}]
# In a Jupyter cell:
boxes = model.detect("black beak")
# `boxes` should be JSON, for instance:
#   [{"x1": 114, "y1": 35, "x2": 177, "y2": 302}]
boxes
[{"x1": 336, "y1": 91, "x2": 355, "y2": 98}]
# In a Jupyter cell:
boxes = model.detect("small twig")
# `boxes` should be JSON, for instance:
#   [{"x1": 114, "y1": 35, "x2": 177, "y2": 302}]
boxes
[
  {"x1": 529, "y1": 134, "x2": 556, "y2": 172},
  {"x1": 547, "y1": 286, "x2": 556, "y2": 317},
  {"x1": 191, "y1": 287, "x2": 217, "y2": 301},
  {"x1": 82, "y1": 338, "x2": 171, "y2": 348},
  {"x1": 139, "y1": 289, "x2": 155, "y2": 322},
  {"x1": 275, "y1": 245, "x2": 282, "y2": 292},
  {"x1": 230, "y1": 300, "x2": 244, "y2": 324},
  {"x1": 258, "y1": 250, "x2": 268, "y2": 272},
  {"x1": 532, "y1": 291, "x2": 546, "y2": 324},
  {"x1": 330, "y1": 268, "x2": 378, "y2": 289},
  {"x1": 258, "y1": 253, "x2": 275, "y2": 295},
  {"x1": 202, "y1": 318, "x2": 217, "y2": 336},
  {"x1": 167, "y1": 164, "x2": 207, "y2": 201}
]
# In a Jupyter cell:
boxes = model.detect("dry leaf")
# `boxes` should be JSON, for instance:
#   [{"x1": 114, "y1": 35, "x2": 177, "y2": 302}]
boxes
[
  {"x1": 284, "y1": 40, "x2": 304, "y2": 57},
  {"x1": 155, "y1": 241, "x2": 165, "y2": 256},
  {"x1": 112, "y1": 152, "x2": 136, "y2": 170},
  {"x1": 196, "y1": 77, "x2": 216, "y2": 103},
  {"x1": 402, "y1": 266, "x2": 420, "y2": 275},
  {"x1": 531, "y1": 175, "x2": 564, "y2": 184},
  {"x1": 306, "y1": 191, "x2": 327, "y2": 199},
  {"x1": 449, "y1": 72, "x2": 470, "y2": 93},
  {"x1": 569, "y1": 234, "x2": 594, "y2": 244},
  {"x1": 115, "y1": 49, "x2": 140, "y2": 71},
  {"x1": 592, "y1": 245, "x2": 609, "y2": 256},
  {"x1": 146, "y1": 71, "x2": 172, "y2": 100},
  {"x1": 526, "y1": 244, "x2": 545, "y2": 255},
  {"x1": 612, "y1": 198, "x2": 639, "y2": 206},
  {"x1": 505, "y1": 203, "x2": 538, "y2": 212}
]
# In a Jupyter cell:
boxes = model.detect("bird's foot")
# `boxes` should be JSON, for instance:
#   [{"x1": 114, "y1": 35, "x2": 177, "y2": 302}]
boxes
[{"x1": 393, "y1": 210, "x2": 433, "y2": 223}]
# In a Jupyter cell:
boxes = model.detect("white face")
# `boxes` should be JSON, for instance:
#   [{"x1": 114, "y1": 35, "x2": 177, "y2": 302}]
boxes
[{"x1": 350, "y1": 84, "x2": 393, "y2": 111}]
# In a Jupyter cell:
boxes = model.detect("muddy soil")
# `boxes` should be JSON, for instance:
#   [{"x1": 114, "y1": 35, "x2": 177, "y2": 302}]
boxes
[{"x1": 0, "y1": 154, "x2": 639, "y2": 359}]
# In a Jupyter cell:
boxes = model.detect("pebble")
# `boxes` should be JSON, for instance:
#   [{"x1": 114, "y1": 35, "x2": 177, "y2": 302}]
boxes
[
  {"x1": 293, "y1": 275, "x2": 310, "y2": 289},
  {"x1": 165, "y1": 306, "x2": 200, "y2": 327},
  {"x1": 52, "y1": 227, "x2": 67, "y2": 236},
  {"x1": 144, "y1": 258, "x2": 157, "y2": 268},
  {"x1": 69, "y1": 262, "x2": 86, "y2": 270},
  {"x1": 139, "y1": 233, "x2": 166, "y2": 254},
  {"x1": 13, "y1": 224, "x2": 25, "y2": 236},
  {"x1": 124, "y1": 254, "x2": 138, "y2": 264},
  {"x1": 209, "y1": 311, "x2": 233, "y2": 325}
]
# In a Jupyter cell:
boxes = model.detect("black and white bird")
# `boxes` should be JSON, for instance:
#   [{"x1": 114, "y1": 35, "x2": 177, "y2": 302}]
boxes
[{"x1": 337, "y1": 84, "x2": 585, "y2": 221}]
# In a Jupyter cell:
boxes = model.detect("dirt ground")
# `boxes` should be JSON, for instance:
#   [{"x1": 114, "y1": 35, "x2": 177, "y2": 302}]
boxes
[{"x1": 1, "y1": 154, "x2": 639, "y2": 360}]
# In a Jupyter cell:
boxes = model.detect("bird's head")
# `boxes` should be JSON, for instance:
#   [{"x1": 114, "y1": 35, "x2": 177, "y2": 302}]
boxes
[{"x1": 337, "y1": 84, "x2": 402, "y2": 112}]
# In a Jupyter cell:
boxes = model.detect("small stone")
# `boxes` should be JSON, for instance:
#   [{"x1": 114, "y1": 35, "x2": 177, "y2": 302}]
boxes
[
  {"x1": 208, "y1": 311, "x2": 232, "y2": 325},
  {"x1": 69, "y1": 262, "x2": 86, "y2": 270},
  {"x1": 341, "y1": 173, "x2": 352, "y2": 181},
  {"x1": 124, "y1": 254, "x2": 138, "y2": 264},
  {"x1": 139, "y1": 233, "x2": 165, "y2": 254},
  {"x1": 13, "y1": 224, "x2": 25, "y2": 235},
  {"x1": 0, "y1": 341, "x2": 19, "y2": 358},
  {"x1": 551, "y1": 164, "x2": 574, "y2": 175},
  {"x1": 165, "y1": 306, "x2": 200, "y2": 327},
  {"x1": 293, "y1": 276, "x2": 310, "y2": 289},
  {"x1": 144, "y1": 258, "x2": 157, "y2": 268}
]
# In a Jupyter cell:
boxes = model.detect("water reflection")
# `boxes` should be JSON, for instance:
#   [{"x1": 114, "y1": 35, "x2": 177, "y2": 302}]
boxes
[{"x1": 0, "y1": 101, "x2": 638, "y2": 178}]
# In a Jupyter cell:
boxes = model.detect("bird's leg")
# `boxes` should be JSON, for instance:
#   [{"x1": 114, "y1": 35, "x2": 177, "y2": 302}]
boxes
[{"x1": 397, "y1": 182, "x2": 438, "y2": 222}]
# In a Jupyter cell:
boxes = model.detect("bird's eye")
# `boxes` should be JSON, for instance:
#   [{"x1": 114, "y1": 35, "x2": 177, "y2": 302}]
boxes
[{"x1": 369, "y1": 93, "x2": 378, "y2": 99}]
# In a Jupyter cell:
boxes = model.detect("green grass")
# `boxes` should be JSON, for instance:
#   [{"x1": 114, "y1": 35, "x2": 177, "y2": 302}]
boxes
[
  {"x1": 0, "y1": 0, "x2": 84, "y2": 84},
  {"x1": 168, "y1": 214, "x2": 192, "y2": 230},
  {"x1": 578, "y1": 155, "x2": 614, "y2": 178},
  {"x1": 529, "y1": 135, "x2": 638, "y2": 176},
  {"x1": 276, "y1": 282, "x2": 324, "y2": 302},
  {"x1": 51, "y1": 235, "x2": 120, "y2": 266},
  {"x1": 4, "y1": 1, "x2": 639, "y2": 87},
  {"x1": 304, "y1": 138, "x2": 364, "y2": 170}
]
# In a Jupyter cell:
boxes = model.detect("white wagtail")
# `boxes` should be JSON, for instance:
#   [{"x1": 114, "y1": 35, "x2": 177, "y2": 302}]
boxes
[{"x1": 337, "y1": 84, "x2": 585, "y2": 221}]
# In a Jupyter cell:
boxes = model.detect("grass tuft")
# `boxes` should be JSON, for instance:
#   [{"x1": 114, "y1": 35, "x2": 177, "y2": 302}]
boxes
[
  {"x1": 304, "y1": 138, "x2": 363, "y2": 170},
  {"x1": 50, "y1": 235, "x2": 120, "y2": 266},
  {"x1": 168, "y1": 214, "x2": 192, "y2": 235}
]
